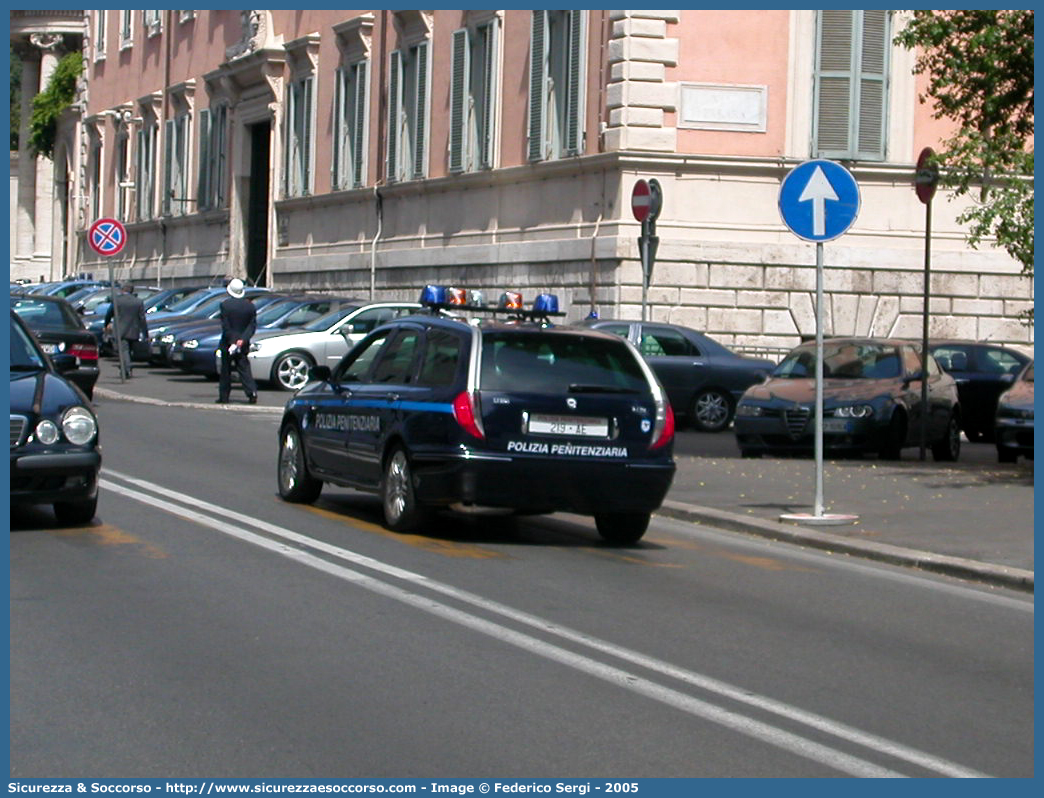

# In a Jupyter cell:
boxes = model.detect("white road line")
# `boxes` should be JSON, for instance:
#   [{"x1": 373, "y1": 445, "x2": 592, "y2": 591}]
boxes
[{"x1": 100, "y1": 470, "x2": 992, "y2": 778}]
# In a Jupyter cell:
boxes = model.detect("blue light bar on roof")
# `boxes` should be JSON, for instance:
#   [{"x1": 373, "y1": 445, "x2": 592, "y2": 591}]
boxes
[
  {"x1": 533, "y1": 294, "x2": 559, "y2": 314},
  {"x1": 420, "y1": 285, "x2": 446, "y2": 305}
]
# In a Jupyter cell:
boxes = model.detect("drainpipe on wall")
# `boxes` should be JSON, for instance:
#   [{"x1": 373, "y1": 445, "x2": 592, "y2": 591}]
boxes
[{"x1": 370, "y1": 185, "x2": 384, "y2": 301}]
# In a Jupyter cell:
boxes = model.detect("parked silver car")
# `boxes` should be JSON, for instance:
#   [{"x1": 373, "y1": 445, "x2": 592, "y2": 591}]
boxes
[{"x1": 247, "y1": 302, "x2": 420, "y2": 390}]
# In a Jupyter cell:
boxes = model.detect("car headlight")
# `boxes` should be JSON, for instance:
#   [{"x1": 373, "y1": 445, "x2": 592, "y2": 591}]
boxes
[
  {"x1": 35, "y1": 419, "x2": 59, "y2": 445},
  {"x1": 736, "y1": 404, "x2": 764, "y2": 417},
  {"x1": 183, "y1": 339, "x2": 199, "y2": 349},
  {"x1": 832, "y1": 405, "x2": 874, "y2": 419},
  {"x1": 160, "y1": 333, "x2": 175, "y2": 344},
  {"x1": 62, "y1": 406, "x2": 98, "y2": 445}
]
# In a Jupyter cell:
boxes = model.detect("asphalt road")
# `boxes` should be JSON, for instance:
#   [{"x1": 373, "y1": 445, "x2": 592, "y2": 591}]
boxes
[{"x1": 8, "y1": 397, "x2": 1033, "y2": 777}]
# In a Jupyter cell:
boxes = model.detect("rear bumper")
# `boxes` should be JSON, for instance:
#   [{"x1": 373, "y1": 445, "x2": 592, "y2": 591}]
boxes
[
  {"x1": 412, "y1": 452, "x2": 676, "y2": 515},
  {"x1": 995, "y1": 421, "x2": 1033, "y2": 455}
]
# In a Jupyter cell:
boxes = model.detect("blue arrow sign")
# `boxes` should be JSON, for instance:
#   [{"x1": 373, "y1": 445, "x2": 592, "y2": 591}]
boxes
[{"x1": 778, "y1": 159, "x2": 861, "y2": 242}]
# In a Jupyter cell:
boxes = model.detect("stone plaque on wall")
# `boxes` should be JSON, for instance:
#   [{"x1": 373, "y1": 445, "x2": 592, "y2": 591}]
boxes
[{"x1": 679, "y1": 83, "x2": 767, "y2": 132}]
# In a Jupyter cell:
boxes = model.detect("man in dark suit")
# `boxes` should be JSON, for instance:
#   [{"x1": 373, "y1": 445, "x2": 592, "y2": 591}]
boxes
[
  {"x1": 217, "y1": 278, "x2": 259, "y2": 404},
  {"x1": 104, "y1": 282, "x2": 148, "y2": 379}
]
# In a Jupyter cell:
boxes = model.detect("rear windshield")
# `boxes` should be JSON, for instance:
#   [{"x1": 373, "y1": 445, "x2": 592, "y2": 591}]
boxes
[
  {"x1": 480, "y1": 331, "x2": 648, "y2": 394},
  {"x1": 10, "y1": 296, "x2": 83, "y2": 330}
]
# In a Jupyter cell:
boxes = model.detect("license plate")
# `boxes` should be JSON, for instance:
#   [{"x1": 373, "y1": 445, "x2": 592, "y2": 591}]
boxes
[
  {"x1": 40, "y1": 343, "x2": 58, "y2": 354},
  {"x1": 527, "y1": 414, "x2": 608, "y2": 437},
  {"x1": 823, "y1": 419, "x2": 851, "y2": 432},
  {"x1": 172, "y1": 352, "x2": 184, "y2": 362}
]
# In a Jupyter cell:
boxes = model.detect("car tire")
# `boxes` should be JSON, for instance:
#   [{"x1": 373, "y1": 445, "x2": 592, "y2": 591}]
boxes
[
  {"x1": 595, "y1": 512, "x2": 650, "y2": 545},
  {"x1": 382, "y1": 447, "x2": 427, "y2": 532},
  {"x1": 278, "y1": 424, "x2": 323, "y2": 503},
  {"x1": 53, "y1": 496, "x2": 97, "y2": 526},
  {"x1": 931, "y1": 412, "x2": 961, "y2": 462},
  {"x1": 690, "y1": 388, "x2": 733, "y2": 432},
  {"x1": 997, "y1": 446, "x2": 1018, "y2": 464},
  {"x1": 879, "y1": 412, "x2": 906, "y2": 460},
  {"x1": 272, "y1": 352, "x2": 314, "y2": 392}
]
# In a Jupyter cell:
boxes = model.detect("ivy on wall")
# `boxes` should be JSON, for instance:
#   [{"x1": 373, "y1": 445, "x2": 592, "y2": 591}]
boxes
[{"x1": 28, "y1": 51, "x2": 82, "y2": 159}]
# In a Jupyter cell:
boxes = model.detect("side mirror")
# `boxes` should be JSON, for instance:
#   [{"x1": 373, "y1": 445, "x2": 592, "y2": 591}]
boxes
[
  {"x1": 310, "y1": 365, "x2": 332, "y2": 383},
  {"x1": 903, "y1": 370, "x2": 925, "y2": 385}
]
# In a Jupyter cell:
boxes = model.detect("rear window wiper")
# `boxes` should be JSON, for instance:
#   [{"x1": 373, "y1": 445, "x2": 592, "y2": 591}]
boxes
[{"x1": 567, "y1": 383, "x2": 640, "y2": 394}]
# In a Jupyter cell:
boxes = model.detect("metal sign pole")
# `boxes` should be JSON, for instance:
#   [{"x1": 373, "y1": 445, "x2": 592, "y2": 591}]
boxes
[
  {"x1": 640, "y1": 222, "x2": 649, "y2": 322},
  {"x1": 814, "y1": 241, "x2": 825, "y2": 517},
  {"x1": 919, "y1": 196, "x2": 933, "y2": 461},
  {"x1": 108, "y1": 261, "x2": 126, "y2": 384}
]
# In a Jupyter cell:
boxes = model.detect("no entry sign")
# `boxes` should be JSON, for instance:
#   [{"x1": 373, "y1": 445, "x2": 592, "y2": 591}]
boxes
[
  {"x1": 88, "y1": 218, "x2": 127, "y2": 257},
  {"x1": 631, "y1": 179, "x2": 662, "y2": 224}
]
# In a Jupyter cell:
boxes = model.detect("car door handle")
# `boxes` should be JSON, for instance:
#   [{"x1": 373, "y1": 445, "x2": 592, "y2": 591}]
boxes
[
  {"x1": 954, "y1": 378, "x2": 969, "y2": 384},
  {"x1": 383, "y1": 393, "x2": 400, "y2": 402}
]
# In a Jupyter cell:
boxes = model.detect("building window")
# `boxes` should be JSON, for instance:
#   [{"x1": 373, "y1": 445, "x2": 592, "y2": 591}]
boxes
[
  {"x1": 198, "y1": 103, "x2": 227, "y2": 211},
  {"x1": 136, "y1": 119, "x2": 157, "y2": 221},
  {"x1": 449, "y1": 19, "x2": 499, "y2": 173},
  {"x1": 143, "y1": 11, "x2": 162, "y2": 37},
  {"x1": 163, "y1": 112, "x2": 190, "y2": 216},
  {"x1": 813, "y1": 9, "x2": 890, "y2": 161},
  {"x1": 528, "y1": 10, "x2": 585, "y2": 162},
  {"x1": 387, "y1": 40, "x2": 430, "y2": 182},
  {"x1": 333, "y1": 60, "x2": 369, "y2": 190},
  {"x1": 114, "y1": 129, "x2": 130, "y2": 221},
  {"x1": 94, "y1": 12, "x2": 106, "y2": 61},
  {"x1": 179, "y1": 11, "x2": 195, "y2": 24},
  {"x1": 120, "y1": 11, "x2": 134, "y2": 49},
  {"x1": 283, "y1": 76, "x2": 315, "y2": 197}
]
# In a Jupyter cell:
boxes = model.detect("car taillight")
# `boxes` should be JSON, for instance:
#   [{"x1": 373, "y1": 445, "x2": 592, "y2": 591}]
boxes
[
  {"x1": 452, "y1": 391, "x2": 485, "y2": 440},
  {"x1": 69, "y1": 342, "x2": 99, "y2": 362},
  {"x1": 649, "y1": 402, "x2": 675, "y2": 450}
]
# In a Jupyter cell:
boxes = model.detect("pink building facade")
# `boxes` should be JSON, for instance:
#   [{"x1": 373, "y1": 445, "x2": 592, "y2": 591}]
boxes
[{"x1": 67, "y1": 10, "x2": 1031, "y2": 350}]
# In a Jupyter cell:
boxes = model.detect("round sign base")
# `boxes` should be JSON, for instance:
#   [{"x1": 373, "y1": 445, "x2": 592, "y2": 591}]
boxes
[{"x1": 779, "y1": 512, "x2": 859, "y2": 527}]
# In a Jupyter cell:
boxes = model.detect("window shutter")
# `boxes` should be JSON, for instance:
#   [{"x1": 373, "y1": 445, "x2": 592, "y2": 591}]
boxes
[
  {"x1": 333, "y1": 68, "x2": 345, "y2": 189},
  {"x1": 528, "y1": 11, "x2": 547, "y2": 162},
  {"x1": 198, "y1": 108, "x2": 211, "y2": 210},
  {"x1": 856, "y1": 10, "x2": 888, "y2": 159},
  {"x1": 352, "y1": 61, "x2": 368, "y2": 187},
  {"x1": 565, "y1": 10, "x2": 584, "y2": 156},
  {"x1": 163, "y1": 118, "x2": 174, "y2": 215},
  {"x1": 387, "y1": 50, "x2": 401, "y2": 182},
  {"x1": 214, "y1": 105, "x2": 227, "y2": 207},
  {"x1": 412, "y1": 41, "x2": 429, "y2": 179},
  {"x1": 815, "y1": 10, "x2": 853, "y2": 157},
  {"x1": 479, "y1": 22, "x2": 497, "y2": 170},
  {"x1": 283, "y1": 85, "x2": 294, "y2": 196},
  {"x1": 449, "y1": 28, "x2": 468, "y2": 173},
  {"x1": 302, "y1": 77, "x2": 313, "y2": 194}
]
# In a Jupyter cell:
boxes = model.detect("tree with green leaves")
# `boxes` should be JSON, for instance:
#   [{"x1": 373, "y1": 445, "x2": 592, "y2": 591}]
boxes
[
  {"x1": 28, "y1": 50, "x2": 82, "y2": 160},
  {"x1": 11, "y1": 45, "x2": 22, "y2": 150},
  {"x1": 895, "y1": 10, "x2": 1034, "y2": 317}
]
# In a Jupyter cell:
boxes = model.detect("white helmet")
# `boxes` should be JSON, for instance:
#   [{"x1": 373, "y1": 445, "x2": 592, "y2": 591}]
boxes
[{"x1": 227, "y1": 278, "x2": 246, "y2": 298}]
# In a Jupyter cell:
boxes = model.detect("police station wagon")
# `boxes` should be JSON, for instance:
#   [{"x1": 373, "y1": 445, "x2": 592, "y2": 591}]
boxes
[{"x1": 276, "y1": 288, "x2": 676, "y2": 544}]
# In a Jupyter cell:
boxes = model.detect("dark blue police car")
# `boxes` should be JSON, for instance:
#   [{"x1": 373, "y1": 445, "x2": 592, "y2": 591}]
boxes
[{"x1": 277, "y1": 288, "x2": 676, "y2": 544}]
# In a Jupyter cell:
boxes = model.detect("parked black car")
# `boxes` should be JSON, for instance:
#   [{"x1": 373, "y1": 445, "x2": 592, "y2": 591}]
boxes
[
  {"x1": 278, "y1": 289, "x2": 676, "y2": 544},
  {"x1": 734, "y1": 337, "x2": 962, "y2": 461},
  {"x1": 995, "y1": 361, "x2": 1033, "y2": 463},
  {"x1": 10, "y1": 293, "x2": 100, "y2": 399},
  {"x1": 928, "y1": 340, "x2": 1031, "y2": 442},
  {"x1": 10, "y1": 311, "x2": 101, "y2": 524},
  {"x1": 582, "y1": 319, "x2": 774, "y2": 431}
]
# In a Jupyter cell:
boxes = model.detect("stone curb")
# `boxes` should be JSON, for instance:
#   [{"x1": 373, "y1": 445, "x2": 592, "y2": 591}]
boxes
[
  {"x1": 97, "y1": 387, "x2": 1034, "y2": 593},
  {"x1": 656, "y1": 499, "x2": 1034, "y2": 594}
]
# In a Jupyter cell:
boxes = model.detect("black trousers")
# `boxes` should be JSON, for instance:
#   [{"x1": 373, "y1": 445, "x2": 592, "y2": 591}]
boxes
[{"x1": 218, "y1": 349, "x2": 258, "y2": 400}]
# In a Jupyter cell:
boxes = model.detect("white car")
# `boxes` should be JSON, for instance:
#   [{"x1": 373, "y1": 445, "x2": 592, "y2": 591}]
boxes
[{"x1": 248, "y1": 302, "x2": 420, "y2": 390}]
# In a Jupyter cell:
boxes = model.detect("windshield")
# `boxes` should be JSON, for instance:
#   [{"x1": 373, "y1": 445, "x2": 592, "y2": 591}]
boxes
[
  {"x1": 773, "y1": 342, "x2": 900, "y2": 380},
  {"x1": 10, "y1": 317, "x2": 47, "y2": 370},
  {"x1": 10, "y1": 296, "x2": 83, "y2": 330},
  {"x1": 480, "y1": 331, "x2": 648, "y2": 394},
  {"x1": 303, "y1": 305, "x2": 360, "y2": 332},
  {"x1": 164, "y1": 288, "x2": 215, "y2": 313},
  {"x1": 256, "y1": 300, "x2": 297, "y2": 325}
]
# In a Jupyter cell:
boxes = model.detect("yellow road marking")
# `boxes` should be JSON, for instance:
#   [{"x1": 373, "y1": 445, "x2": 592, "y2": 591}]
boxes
[
  {"x1": 52, "y1": 523, "x2": 168, "y2": 559},
  {"x1": 301, "y1": 504, "x2": 506, "y2": 559}
]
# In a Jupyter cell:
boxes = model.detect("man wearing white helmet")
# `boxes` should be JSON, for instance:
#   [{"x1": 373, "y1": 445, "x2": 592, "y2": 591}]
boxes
[{"x1": 216, "y1": 277, "x2": 259, "y2": 404}]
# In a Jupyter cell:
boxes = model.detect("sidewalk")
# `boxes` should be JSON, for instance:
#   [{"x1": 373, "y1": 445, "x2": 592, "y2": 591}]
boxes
[{"x1": 93, "y1": 366, "x2": 1034, "y2": 592}]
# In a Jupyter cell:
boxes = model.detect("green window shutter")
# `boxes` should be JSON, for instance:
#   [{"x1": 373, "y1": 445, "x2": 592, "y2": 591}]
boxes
[
  {"x1": 565, "y1": 10, "x2": 584, "y2": 156},
  {"x1": 387, "y1": 50, "x2": 401, "y2": 182},
  {"x1": 163, "y1": 118, "x2": 174, "y2": 215},
  {"x1": 352, "y1": 61, "x2": 368, "y2": 188},
  {"x1": 856, "y1": 10, "x2": 888, "y2": 159},
  {"x1": 198, "y1": 108, "x2": 211, "y2": 210},
  {"x1": 302, "y1": 77, "x2": 313, "y2": 194},
  {"x1": 449, "y1": 28, "x2": 468, "y2": 173},
  {"x1": 815, "y1": 10, "x2": 854, "y2": 157},
  {"x1": 214, "y1": 105, "x2": 227, "y2": 207},
  {"x1": 479, "y1": 22, "x2": 497, "y2": 170},
  {"x1": 412, "y1": 41, "x2": 429, "y2": 179},
  {"x1": 528, "y1": 10, "x2": 547, "y2": 162},
  {"x1": 283, "y1": 84, "x2": 294, "y2": 196}
]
